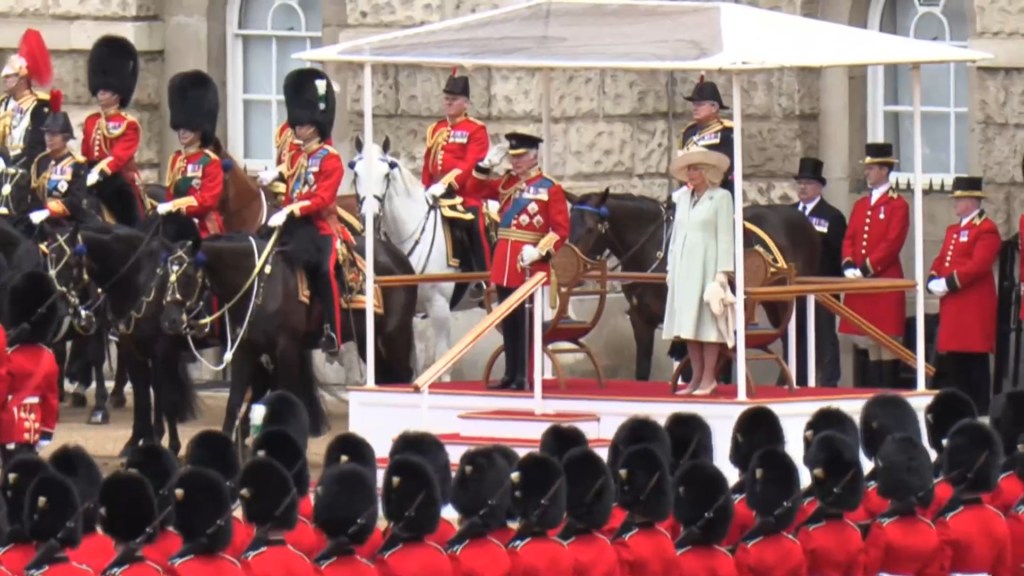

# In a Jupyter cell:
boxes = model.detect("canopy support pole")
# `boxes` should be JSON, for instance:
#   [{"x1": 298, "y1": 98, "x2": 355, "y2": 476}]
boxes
[
  {"x1": 733, "y1": 72, "x2": 748, "y2": 401},
  {"x1": 911, "y1": 64, "x2": 926, "y2": 392},
  {"x1": 363, "y1": 63, "x2": 377, "y2": 388},
  {"x1": 541, "y1": 68, "x2": 553, "y2": 379}
]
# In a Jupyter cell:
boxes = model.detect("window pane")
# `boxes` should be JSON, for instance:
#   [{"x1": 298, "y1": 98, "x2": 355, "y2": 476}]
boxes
[
  {"x1": 243, "y1": 37, "x2": 273, "y2": 95},
  {"x1": 884, "y1": 63, "x2": 913, "y2": 108},
  {"x1": 954, "y1": 62, "x2": 968, "y2": 107},
  {"x1": 299, "y1": 0, "x2": 322, "y2": 32},
  {"x1": 240, "y1": 0, "x2": 274, "y2": 30},
  {"x1": 919, "y1": 62, "x2": 951, "y2": 108},
  {"x1": 276, "y1": 38, "x2": 312, "y2": 91},
  {"x1": 884, "y1": 110, "x2": 905, "y2": 162},
  {"x1": 954, "y1": 112, "x2": 968, "y2": 174},
  {"x1": 921, "y1": 112, "x2": 951, "y2": 174},
  {"x1": 913, "y1": 11, "x2": 949, "y2": 42},
  {"x1": 945, "y1": 0, "x2": 969, "y2": 42},
  {"x1": 276, "y1": 101, "x2": 287, "y2": 133},
  {"x1": 244, "y1": 100, "x2": 273, "y2": 161},
  {"x1": 271, "y1": 2, "x2": 303, "y2": 32}
]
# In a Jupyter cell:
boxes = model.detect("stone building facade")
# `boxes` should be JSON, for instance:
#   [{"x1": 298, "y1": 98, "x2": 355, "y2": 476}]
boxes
[{"x1": 2, "y1": 0, "x2": 1021, "y2": 383}]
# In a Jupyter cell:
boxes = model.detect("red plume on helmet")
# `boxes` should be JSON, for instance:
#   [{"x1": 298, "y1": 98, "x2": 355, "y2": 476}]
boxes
[
  {"x1": 49, "y1": 89, "x2": 62, "y2": 113},
  {"x1": 17, "y1": 29, "x2": 53, "y2": 86}
]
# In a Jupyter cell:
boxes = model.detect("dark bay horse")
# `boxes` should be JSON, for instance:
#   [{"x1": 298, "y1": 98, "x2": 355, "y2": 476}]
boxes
[{"x1": 569, "y1": 189, "x2": 820, "y2": 380}]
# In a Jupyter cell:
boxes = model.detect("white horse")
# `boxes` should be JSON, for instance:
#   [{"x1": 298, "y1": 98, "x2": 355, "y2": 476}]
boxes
[{"x1": 351, "y1": 135, "x2": 477, "y2": 381}]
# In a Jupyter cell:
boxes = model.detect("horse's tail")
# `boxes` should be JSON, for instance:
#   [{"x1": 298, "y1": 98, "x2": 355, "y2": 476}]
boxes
[
  {"x1": 294, "y1": 349, "x2": 328, "y2": 436},
  {"x1": 167, "y1": 349, "x2": 199, "y2": 423}
]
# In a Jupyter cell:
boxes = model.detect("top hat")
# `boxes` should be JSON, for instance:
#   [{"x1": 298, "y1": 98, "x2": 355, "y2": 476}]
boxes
[
  {"x1": 42, "y1": 112, "x2": 74, "y2": 140},
  {"x1": 451, "y1": 446, "x2": 512, "y2": 532},
  {"x1": 48, "y1": 445, "x2": 102, "y2": 534},
  {"x1": 505, "y1": 132, "x2": 543, "y2": 157},
  {"x1": 172, "y1": 467, "x2": 233, "y2": 553},
  {"x1": 25, "y1": 472, "x2": 82, "y2": 548},
  {"x1": 390, "y1": 431, "x2": 452, "y2": 505},
  {"x1": 876, "y1": 434, "x2": 934, "y2": 507},
  {"x1": 168, "y1": 70, "x2": 219, "y2": 148},
  {"x1": 540, "y1": 424, "x2": 589, "y2": 463},
  {"x1": 252, "y1": 428, "x2": 310, "y2": 498},
  {"x1": 669, "y1": 146, "x2": 731, "y2": 183},
  {"x1": 87, "y1": 35, "x2": 139, "y2": 108},
  {"x1": 683, "y1": 79, "x2": 729, "y2": 110},
  {"x1": 3, "y1": 454, "x2": 52, "y2": 542},
  {"x1": 238, "y1": 457, "x2": 299, "y2": 531},
  {"x1": 925, "y1": 389, "x2": 977, "y2": 455},
  {"x1": 665, "y1": 412, "x2": 714, "y2": 474},
  {"x1": 323, "y1": 432, "x2": 377, "y2": 476},
  {"x1": 672, "y1": 460, "x2": 733, "y2": 547},
  {"x1": 443, "y1": 68, "x2": 471, "y2": 99},
  {"x1": 951, "y1": 176, "x2": 985, "y2": 199},
  {"x1": 313, "y1": 463, "x2": 378, "y2": 544},
  {"x1": 860, "y1": 393, "x2": 921, "y2": 461},
  {"x1": 794, "y1": 157, "x2": 827, "y2": 186},
  {"x1": 730, "y1": 406, "x2": 785, "y2": 475},
  {"x1": 803, "y1": 407, "x2": 859, "y2": 464},
  {"x1": 943, "y1": 420, "x2": 1002, "y2": 493},
  {"x1": 2, "y1": 29, "x2": 53, "y2": 86},
  {"x1": 124, "y1": 444, "x2": 179, "y2": 529},
  {"x1": 861, "y1": 142, "x2": 898, "y2": 166},
  {"x1": 254, "y1": 390, "x2": 311, "y2": 451},
  {"x1": 511, "y1": 453, "x2": 566, "y2": 532},
  {"x1": 561, "y1": 447, "x2": 614, "y2": 534},
  {"x1": 99, "y1": 471, "x2": 158, "y2": 544},
  {"x1": 608, "y1": 416, "x2": 672, "y2": 484},
  {"x1": 383, "y1": 455, "x2": 442, "y2": 539},
  {"x1": 6, "y1": 270, "x2": 59, "y2": 346},
  {"x1": 284, "y1": 67, "x2": 336, "y2": 141}
]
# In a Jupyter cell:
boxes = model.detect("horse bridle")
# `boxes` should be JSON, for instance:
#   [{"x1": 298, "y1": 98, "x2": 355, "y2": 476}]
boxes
[
  {"x1": 0, "y1": 167, "x2": 26, "y2": 215},
  {"x1": 44, "y1": 229, "x2": 102, "y2": 335},
  {"x1": 571, "y1": 201, "x2": 671, "y2": 273},
  {"x1": 162, "y1": 246, "x2": 211, "y2": 334}
]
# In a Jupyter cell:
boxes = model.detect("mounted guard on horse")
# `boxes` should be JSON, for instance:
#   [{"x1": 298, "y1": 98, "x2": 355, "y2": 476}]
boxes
[
  {"x1": 0, "y1": 29, "x2": 54, "y2": 173},
  {"x1": 28, "y1": 110, "x2": 101, "y2": 227}
]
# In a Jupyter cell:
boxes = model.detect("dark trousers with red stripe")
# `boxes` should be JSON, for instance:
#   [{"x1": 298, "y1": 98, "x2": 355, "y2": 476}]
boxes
[
  {"x1": 497, "y1": 285, "x2": 530, "y2": 383},
  {"x1": 465, "y1": 205, "x2": 493, "y2": 269},
  {"x1": 316, "y1": 235, "x2": 343, "y2": 346}
]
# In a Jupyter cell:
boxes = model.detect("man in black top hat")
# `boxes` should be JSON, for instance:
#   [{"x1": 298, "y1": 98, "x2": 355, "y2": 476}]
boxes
[
  {"x1": 27, "y1": 111, "x2": 98, "y2": 226},
  {"x1": 678, "y1": 77, "x2": 734, "y2": 194},
  {"x1": 783, "y1": 157, "x2": 846, "y2": 387}
]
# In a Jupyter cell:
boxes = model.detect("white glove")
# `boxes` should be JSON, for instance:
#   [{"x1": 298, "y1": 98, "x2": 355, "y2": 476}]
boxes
[
  {"x1": 29, "y1": 209, "x2": 49, "y2": 224},
  {"x1": 928, "y1": 278, "x2": 949, "y2": 296},
  {"x1": 86, "y1": 171, "x2": 100, "y2": 187},
  {"x1": 156, "y1": 202, "x2": 175, "y2": 215},
  {"x1": 36, "y1": 438, "x2": 51, "y2": 451},
  {"x1": 714, "y1": 272, "x2": 730, "y2": 289},
  {"x1": 843, "y1": 268, "x2": 863, "y2": 279},
  {"x1": 257, "y1": 168, "x2": 279, "y2": 186},
  {"x1": 0, "y1": 156, "x2": 6, "y2": 172},
  {"x1": 426, "y1": 182, "x2": 446, "y2": 200},
  {"x1": 480, "y1": 144, "x2": 509, "y2": 169},
  {"x1": 519, "y1": 245, "x2": 542, "y2": 267},
  {"x1": 267, "y1": 208, "x2": 290, "y2": 228}
]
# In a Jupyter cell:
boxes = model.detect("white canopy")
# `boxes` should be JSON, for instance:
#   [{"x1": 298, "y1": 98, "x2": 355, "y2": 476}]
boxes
[{"x1": 295, "y1": 0, "x2": 991, "y2": 70}]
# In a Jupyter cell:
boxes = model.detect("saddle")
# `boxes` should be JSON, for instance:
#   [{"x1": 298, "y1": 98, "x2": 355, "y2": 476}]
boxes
[{"x1": 294, "y1": 237, "x2": 383, "y2": 316}]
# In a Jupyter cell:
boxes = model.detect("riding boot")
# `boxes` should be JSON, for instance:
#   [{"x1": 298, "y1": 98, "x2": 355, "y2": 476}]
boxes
[
  {"x1": 463, "y1": 209, "x2": 488, "y2": 301},
  {"x1": 881, "y1": 360, "x2": 907, "y2": 390},
  {"x1": 865, "y1": 360, "x2": 883, "y2": 389},
  {"x1": 852, "y1": 348, "x2": 870, "y2": 388}
]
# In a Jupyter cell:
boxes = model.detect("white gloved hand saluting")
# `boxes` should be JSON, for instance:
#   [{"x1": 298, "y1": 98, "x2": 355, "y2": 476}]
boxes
[
  {"x1": 267, "y1": 208, "x2": 290, "y2": 228},
  {"x1": 86, "y1": 171, "x2": 100, "y2": 187},
  {"x1": 156, "y1": 202, "x2": 175, "y2": 216},
  {"x1": 480, "y1": 144, "x2": 509, "y2": 169},
  {"x1": 257, "y1": 168, "x2": 279, "y2": 186},
  {"x1": 29, "y1": 209, "x2": 50, "y2": 225},
  {"x1": 519, "y1": 245, "x2": 542, "y2": 267}
]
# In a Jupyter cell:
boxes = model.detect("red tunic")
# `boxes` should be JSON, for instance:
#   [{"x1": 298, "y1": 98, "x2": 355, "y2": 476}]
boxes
[
  {"x1": 297, "y1": 494, "x2": 313, "y2": 524},
  {"x1": 422, "y1": 115, "x2": 489, "y2": 198},
  {"x1": 168, "y1": 553, "x2": 244, "y2": 576},
  {"x1": 928, "y1": 213, "x2": 1001, "y2": 353},
  {"x1": 839, "y1": 189, "x2": 910, "y2": 337},
  {"x1": 0, "y1": 344, "x2": 59, "y2": 446},
  {"x1": 675, "y1": 545, "x2": 737, "y2": 576},
  {"x1": 284, "y1": 517, "x2": 324, "y2": 560},
  {"x1": 355, "y1": 527, "x2": 384, "y2": 560},
  {"x1": 375, "y1": 541, "x2": 453, "y2": 576},
  {"x1": 317, "y1": 554, "x2": 377, "y2": 576},
  {"x1": 611, "y1": 525, "x2": 676, "y2": 576},
  {"x1": 285, "y1": 142, "x2": 347, "y2": 239},
  {"x1": 224, "y1": 517, "x2": 255, "y2": 560},
  {"x1": 24, "y1": 559, "x2": 95, "y2": 576},
  {"x1": 922, "y1": 478, "x2": 954, "y2": 520},
  {"x1": 0, "y1": 542, "x2": 37, "y2": 575},
  {"x1": 491, "y1": 526, "x2": 516, "y2": 547},
  {"x1": 936, "y1": 500, "x2": 1013, "y2": 576},
  {"x1": 142, "y1": 529, "x2": 182, "y2": 571},
  {"x1": 240, "y1": 541, "x2": 317, "y2": 576},
  {"x1": 794, "y1": 516, "x2": 863, "y2": 576},
  {"x1": 447, "y1": 536, "x2": 510, "y2": 576},
  {"x1": 1007, "y1": 502, "x2": 1024, "y2": 576},
  {"x1": 82, "y1": 108, "x2": 144, "y2": 212},
  {"x1": 846, "y1": 482, "x2": 888, "y2": 525},
  {"x1": 69, "y1": 532, "x2": 116, "y2": 574},
  {"x1": 563, "y1": 532, "x2": 620, "y2": 576},
  {"x1": 656, "y1": 518, "x2": 681, "y2": 543},
  {"x1": 599, "y1": 506, "x2": 628, "y2": 540},
  {"x1": 506, "y1": 537, "x2": 572, "y2": 576},
  {"x1": 426, "y1": 518, "x2": 458, "y2": 551},
  {"x1": 862, "y1": 514, "x2": 945, "y2": 576},
  {"x1": 733, "y1": 533, "x2": 806, "y2": 576},
  {"x1": 165, "y1": 148, "x2": 224, "y2": 238},
  {"x1": 105, "y1": 559, "x2": 165, "y2": 576},
  {"x1": 722, "y1": 495, "x2": 755, "y2": 548},
  {"x1": 985, "y1": 472, "x2": 1024, "y2": 516},
  {"x1": 791, "y1": 496, "x2": 816, "y2": 533}
]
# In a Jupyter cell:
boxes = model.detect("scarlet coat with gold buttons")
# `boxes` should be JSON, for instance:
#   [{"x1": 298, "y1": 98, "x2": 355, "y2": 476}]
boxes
[{"x1": 421, "y1": 114, "x2": 489, "y2": 195}]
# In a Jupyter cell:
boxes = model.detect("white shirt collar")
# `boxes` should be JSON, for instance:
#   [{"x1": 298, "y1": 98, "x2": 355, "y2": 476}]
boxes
[
  {"x1": 799, "y1": 196, "x2": 821, "y2": 215},
  {"x1": 960, "y1": 208, "x2": 981, "y2": 227},
  {"x1": 870, "y1": 182, "x2": 891, "y2": 205}
]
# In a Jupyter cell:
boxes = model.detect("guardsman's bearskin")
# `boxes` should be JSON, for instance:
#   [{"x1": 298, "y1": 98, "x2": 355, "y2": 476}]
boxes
[
  {"x1": 991, "y1": 390, "x2": 1024, "y2": 459},
  {"x1": 3, "y1": 454, "x2": 52, "y2": 543},
  {"x1": 673, "y1": 460, "x2": 734, "y2": 546},
  {"x1": 511, "y1": 452, "x2": 566, "y2": 532},
  {"x1": 875, "y1": 434, "x2": 934, "y2": 507},
  {"x1": 451, "y1": 446, "x2": 512, "y2": 532},
  {"x1": 490, "y1": 444, "x2": 520, "y2": 524},
  {"x1": 256, "y1": 390, "x2": 311, "y2": 450},
  {"x1": 252, "y1": 428, "x2": 311, "y2": 499},
  {"x1": 803, "y1": 407, "x2": 859, "y2": 463},
  {"x1": 323, "y1": 431, "x2": 376, "y2": 474},
  {"x1": 184, "y1": 429, "x2": 241, "y2": 500},
  {"x1": 382, "y1": 455, "x2": 442, "y2": 539},
  {"x1": 925, "y1": 389, "x2": 977, "y2": 455},
  {"x1": 167, "y1": 70, "x2": 218, "y2": 148},
  {"x1": 124, "y1": 443, "x2": 179, "y2": 526},
  {"x1": 25, "y1": 472, "x2": 82, "y2": 547},
  {"x1": 172, "y1": 467, "x2": 233, "y2": 553},
  {"x1": 5, "y1": 270, "x2": 59, "y2": 345},
  {"x1": 539, "y1": 424, "x2": 589, "y2": 463},
  {"x1": 87, "y1": 35, "x2": 139, "y2": 107},
  {"x1": 238, "y1": 457, "x2": 298, "y2": 531},
  {"x1": 616, "y1": 444, "x2": 672, "y2": 522},
  {"x1": 730, "y1": 406, "x2": 785, "y2": 476},
  {"x1": 283, "y1": 68, "x2": 336, "y2": 141},
  {"x1": 664, "y1": 412, "x2": 714, "y2": 474},
  {"x1": 561, "y1": 447, "x2": 614, "y2": 534},
  {"x1": 860, "y1": 393, "x2": 921, "y2": 461},
  {"x1": 745, "y1": 447, "x2": 800, "y2": 530},
  {"x1": 98, "y1": 470, "x2": 158, "y2": 544},
  {"x1": 943, "y1": 420, "x2": 1002, "y2": 494},
  {"x1": 804, "y1": 431, "x2": 864, "y2": 512},
  {"x1": 47, "y1": 445, "x2": 103, "y2": 533},
  {"x1": 390, "y1": 431, "x2": 452, "y2": 505},
  {"x1": 314, "y1": 463, "x2": 377, "y2": 545},
  {"x1": 608, "y1": 416, "x2": 672, "y2": 479}
]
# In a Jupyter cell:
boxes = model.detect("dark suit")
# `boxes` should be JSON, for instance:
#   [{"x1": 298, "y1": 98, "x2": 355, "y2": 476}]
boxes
[{"x1": 784, "y1": 196, "x2": 846, "y2": 386}]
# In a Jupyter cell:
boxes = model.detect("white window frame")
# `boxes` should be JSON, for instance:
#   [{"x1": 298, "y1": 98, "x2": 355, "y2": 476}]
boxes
[
  {"x1": 226, "y1": 0, "x2": 321, "y2": 172},
  {"x1": 866, "y1": 0, "x2": 968, "y2": 183}
]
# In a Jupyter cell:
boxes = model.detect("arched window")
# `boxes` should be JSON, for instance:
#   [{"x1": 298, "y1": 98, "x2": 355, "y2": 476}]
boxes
[
  {"x1": 867, "y1": 0, "x2": 969, "y2": 177},
  {"x1": 227, "y1": 0, "x2": 322, "y2": 169}
]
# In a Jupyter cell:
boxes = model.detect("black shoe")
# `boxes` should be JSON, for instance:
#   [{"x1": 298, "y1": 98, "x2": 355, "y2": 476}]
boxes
[
  {"x1": 319, "y1": 329, "x2": 340, "y2": 357},
  {"x1": 489, "y1": 375, "x2": 515, "y2": 390},
  {"x1": 467, "y1": 281, "x2": 487, "y2": 301}
]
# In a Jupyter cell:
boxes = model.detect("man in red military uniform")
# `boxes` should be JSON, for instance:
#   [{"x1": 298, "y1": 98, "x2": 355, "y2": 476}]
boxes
[
  {"x1": 557, "y1": 447, "x2": 619, "y2": 576},
  {"x1": 673, "y1": 460, "x2": 737, "y2": 575},
  {"x1": 466, "y1": 132, "x2": 569, "y2": 390},
  {"x1": 0, "y1": 454, "x2": 53, "y2": 574},
  {"x1": 732, "y1": 448, "x2": 805, "y2": 576},
  {"x1": 506, "y1": 453, "x2": 572, "y2": 576},
  {"x1": 375, "y1": 455, "x2": 453, "y2": 576},
  {"x1": 126, "y1": 444, "x2": 183, "y2": 571},
  {"x1": 660, "y1": 413, "x2": 714, "y2": 541},
  {"x1": 169, "y1": 467, "x2": 245, "y2": 576},
  {"x1": 21, "y1": 472, "x2": 94, "y2": 576},
  {"x1": 321, "y1": 432, "x2": 383, "y2": 559},
  {"x1": 238, "y1": 457, "x2": 317, "y2": 576},
  {"x1": 840, "y1": 142, "x2": 910, "y2": 389},
  {"x1": 312, "y1": 463, "x2": 379, "y2": 576},
  {"x1": 793, "y1": 407, "x2": 860, "y2": 529},
  {"x1": 0, "y1": 29, "x2": 54, "y2": 170},
  {"x1": 251, "y1": 430, "x2": 323, "y2": 559},
  {"x1": 988, "y1": 391, "x2": 1024, "y2": 516},
  {"x1": 28, "y1": 110, "x2": 102, "y2": 226},
  {"x1": 611, "y1": 445, "x2": 675, "y2": 576},
  {"x1": 157, "y1": 70, "x2": 224, "y2": 239},
  {"x1": 923, "y1": 389, "x2": 977, "y2": 518},
  {"x1": 723, "y1": 407, "x2": 784, "y2": 548},
  {"x1": 251, "y1": 390, "x2": 317, "y2": 511},
  {"x1": 936, "y1": 420, "x2": 1013, "y2": 575},
  {"x1": 446, "y1": 446, "x2": 512, "y2": 576},
  {"x1": 266, "y1": 68, "x2": 349, "y2": 357},
  {"x1": 601, "y1": 417, "x2": 671, "y2": 539},
  {"x1": 926, "y1": 176, "x2": 1001, "y2": 414},
  {"x1": 83, "y1": 34, "x2": 146, "y2": 225},
  {"x1": 50, "y1": 445, "x2": 115, "y2": 573},
  {"x1": 97, "y1": 470, "x2": 167, "y2": 576},
  {"x1": 184, "y1": 430, "x2": 252, "y2": 559},
  {"x1": 388, "y1": 432, "x2": 457, "y2": 548}
]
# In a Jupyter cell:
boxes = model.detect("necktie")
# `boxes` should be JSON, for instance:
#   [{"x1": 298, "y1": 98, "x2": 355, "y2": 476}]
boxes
[{"x1": 801, "y1": 204, "x2": 808, "y2": 215}]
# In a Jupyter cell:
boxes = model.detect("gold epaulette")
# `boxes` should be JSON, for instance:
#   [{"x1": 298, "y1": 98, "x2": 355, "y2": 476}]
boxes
[
  {"x1": 425, "y1": 120, "x2": 442, "y2": 145},
  {"x1": 323, "y1": 144, "x2": 340, "y2": 156},
  {"x1": 33, "y1": 91, "x2": 49, "y2": 101},
  {"x1": 465, "y1": 116, "x2": 486, "y2": 126},
  {"x1": 719, "y1": 119, "x2": 734, "y2": 128},
  {"x1": 202, "y1": 149, "x2": 220, "y2": 162},
  {"x1": 29, "y1": 152, "x2": 46, "y2": 186}
]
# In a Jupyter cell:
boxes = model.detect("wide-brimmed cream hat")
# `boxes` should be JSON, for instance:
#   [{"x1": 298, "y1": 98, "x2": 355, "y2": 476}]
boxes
[{"x1": 670, "y1": 146, "x2": 731, "y2": 182}]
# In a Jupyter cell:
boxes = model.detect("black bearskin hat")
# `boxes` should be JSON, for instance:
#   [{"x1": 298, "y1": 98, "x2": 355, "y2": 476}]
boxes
[
  {"x1": 803, "y1": 407, "x2": 859, "y2": 463},
  {"x1": 730, "y1": 406, "x2": 785, "y2": 474},
  {"x1": 539, "y1": 424, "x2": 589, "y2": 463},
  {"x1": 252, "y1": 428, "x2": 310, "y2": 498},
  {"x1": 172, "y1": 467, "x2": 233, "y2": 553},
  {"x1": 616, "y1": 444, "x2": 672, "y2": 522},
  {"x1": 860, "y1": 393, "x2": 921, "y2": 460},
  {"x1": 673, "y1": 460, "x2": 733, "y2": 546},
  {"x1": 991, "y1": 390, "x2": 1024, "y2": 458},
  {"x1": 25, "y1": 472, "x2": 82, "y2": 547},
  {"x1": 256, "y1": 390, "x2": 311, "y2": 451},
  {"x1": 925, "y1": 389, "x2": 977, "y2": 454},
  {"x1": 99, "y1": 471, "x2": 158, "y2": 544},
  {"x1": 665, "y1": 412, "x2": 714, "y2": 474},
  {"x1": 511, "y1": 453, "x2": 566, "y2": 532},
  {"x1": 875, "y1": 434, "x2": 933, "y2": 506},
  {"x1": 284, "y1": 68, "x2": 335, "y2": 141},
  {"x1": 323, "y1": 432, "x2": 376, "y2": 475},
  {"x1": 608, "y1": 417, "x2": 672, "y2": 482},
  {"x1": 124, "y1": 443, "x2": 179, "y2": 528},
  {"x1": 489, "y1": 444, "x2": 520, "y2": 523},
  {"x1": 87, "y1": 35, "x2": 139, "y2": 107},
  {"x1": 48, "y1": 445, "x2": 102, "y2": 534},
  {"x1": 805, "y1": 431, "x2": 864, "y2": 512},
  {"x1": 746, "y1": 447, "x2": 800, "y2": 529},
  {"x1": 942, "y1": 420, "x2": 1002, "y2": 493},
  {"x1": 314, "y1": 463, "x2": 377, "y2": 545},
  {"x1": 167, "y1": 70, "x2": 218, "y2": 148},
  {"x1": 382, "y1": 455, "x2": 441, "y2": 539},
  {"x1": 451, "y1": 447, "x2": 511, "y2": 531},
  {"x1": 185, "y1": 430, "x2": 241, "y2": 500},
  {"x1": 238, "y1": 457, "x2": 298, "y2": 531},
  {"x1": 2, "y1": 454, "x2": 52, "y2": 542},
  {"x1": 5, "y1": 270, "x2": 59, "y2": 345},
  {"x1": 561, "y1": 447, "x2": 614, "y2": 532},
  {"x1": 390, "y1": 431, "x2": 452, "y2": 505}
]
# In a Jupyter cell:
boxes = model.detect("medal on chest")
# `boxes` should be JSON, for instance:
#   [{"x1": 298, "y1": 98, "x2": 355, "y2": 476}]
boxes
[
  {"x1": 449, "y1": 129, "x2": 470, "y2": 144},
  {"x1": 694, "y1": 131, "x2": 721, "y2": 147},
  {"x1": 959, "y1": 229, "x2": 969, "y2": 243}
]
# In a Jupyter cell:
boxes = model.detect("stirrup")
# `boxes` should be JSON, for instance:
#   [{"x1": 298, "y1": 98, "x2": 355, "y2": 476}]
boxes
[{"x1": 319, "y1": 323, "x2": 340, "y2": 356}]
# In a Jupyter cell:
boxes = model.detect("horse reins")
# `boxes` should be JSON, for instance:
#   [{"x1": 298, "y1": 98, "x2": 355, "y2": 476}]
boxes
[{"x1": 571, "y1": 202, "x2": 670, "y2": 273}]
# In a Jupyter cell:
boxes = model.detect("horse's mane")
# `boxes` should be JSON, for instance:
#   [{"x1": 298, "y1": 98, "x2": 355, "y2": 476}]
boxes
[
  {"x1": 577, "y1": 190, "x2": 665, "y2": 210},
  {"x1": 390, "y1": 155, "x2": 425, "y2": 195}
]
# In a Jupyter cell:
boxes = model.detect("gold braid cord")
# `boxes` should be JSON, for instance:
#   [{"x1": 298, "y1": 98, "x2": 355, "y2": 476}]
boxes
[{"x1": 743, "y1": 221, "x2": 787, "y2": 271}]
